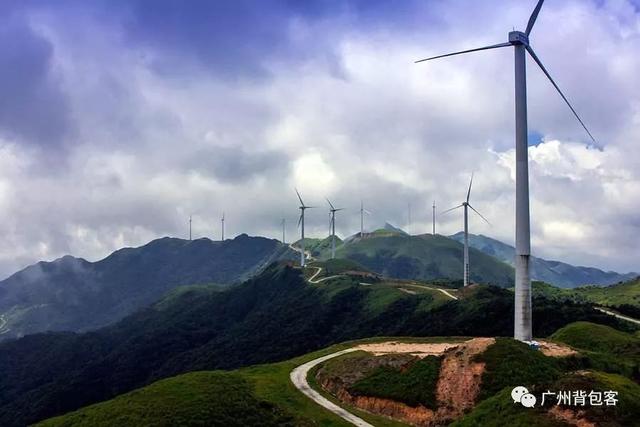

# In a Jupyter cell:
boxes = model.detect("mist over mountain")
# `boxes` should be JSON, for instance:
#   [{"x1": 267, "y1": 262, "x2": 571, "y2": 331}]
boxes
[
  {"x1": 0, "y1": 235, "x2": 296, "y2": 341},
  {"x1": 449, "y1": 232, "x2": 637, "y2": 288}
]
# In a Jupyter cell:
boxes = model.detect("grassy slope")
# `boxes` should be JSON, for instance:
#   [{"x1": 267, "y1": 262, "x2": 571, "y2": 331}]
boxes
[
  {"x1": 38, "y1": 372, "x2": 295, "y2": 427},
  {"x1": 533, "y1": 279, "x2": 640, "y2": 314},
  {"x1": 334, "y1": 234, "x2": 514, "y2": 287},
  {"x1": 350, "y1": 355, "x2": 442, "y2": 408}
]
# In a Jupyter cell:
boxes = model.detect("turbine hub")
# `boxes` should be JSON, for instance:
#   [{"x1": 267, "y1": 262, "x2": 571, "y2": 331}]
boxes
[{"x1": 508, "y1": 31, "x2": 529, "y2": 46}]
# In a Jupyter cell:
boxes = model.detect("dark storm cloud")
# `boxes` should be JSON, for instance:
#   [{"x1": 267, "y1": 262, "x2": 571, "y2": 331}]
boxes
[{"x1": 0, "y1": 11, "x2": 70, "y2": 148}]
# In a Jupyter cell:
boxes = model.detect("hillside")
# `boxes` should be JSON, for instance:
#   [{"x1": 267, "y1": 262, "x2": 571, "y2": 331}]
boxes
[
  {"x1": 0, "y1": 263, "x2": 623, "y2": 426},
  {"x1": 450, "y1": 232, "x2": 636, "y2": 288},
  {"x1": 0, "y1": 234, "x2": 296, "y2": 340},
  {"x1": 39, "y1": 323, "x2": 640, "y2": 427},
  {"x1": 532, "y1": 278, "x2": 640, "y2": 319},
  {"x1": 333, "y1": 233, "x2": 515, "y2": 287}
]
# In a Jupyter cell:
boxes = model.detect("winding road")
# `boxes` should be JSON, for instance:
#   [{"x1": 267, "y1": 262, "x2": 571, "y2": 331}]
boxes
[
  {"x1": 595, "y1": 307, "x2": 640, "y2": 325},
  {"x1": 290, "y1": 348, "x2": 374, "y2": 427}
]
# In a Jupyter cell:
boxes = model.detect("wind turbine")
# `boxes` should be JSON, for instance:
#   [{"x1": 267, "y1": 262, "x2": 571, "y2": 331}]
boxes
[
  {"x1": 281, "y1": 218, "x2": 286, "y2": 244},
  {"x1": 326, "y1": 198, "x2": 344, "y2": 259},
  {"x1": 416, "y1": 0, "x2": 596, "y2": 341},
  {"x1": 221, "y1": 212, "x2": 225, "y2": 241},
  {"x1": 296, "y1": 189, "x2": 315, "y2": 267},
  {"x1": 432, "y1": 201, "x2": 436, "y2": 235},
  {"x1": 359, "y1": 200, "x2": 371, "y2": 237},
  {"x1": 442, "y1": 174, "x2": 489, "y2": 288},
  {"x1": 189, "y1": 215, "x2": 192, "y2": 241}
]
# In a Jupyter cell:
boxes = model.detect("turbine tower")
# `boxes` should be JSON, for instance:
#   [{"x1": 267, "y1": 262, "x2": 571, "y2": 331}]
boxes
[
  {"x1": 416, "y1": 0, "x2": 596, "y2": 341},
  {"x1": 326, "y1": 198, "x2": 344, "y2": 259},
  {"x1": 221, "y1": 212, "x2": 225, "y2": 241},
  {"x1": 296, "y1": 189, "x2": 314, "y2": 267},
  {"x1": 432, "y1": 201, "x2": 436, "y2": 235},
  {"x1": 442, "y1": 174, "x2": 490, "y2": 288},
  {"x1": 281, "y1": 218, "x2": 286, "y2": 244},
  {"x1": 359, "y1": 200, "x2": 371, "y2": 237},
  {"x1": 189, "y1": 215, "x2": 192, "y2": 241}
]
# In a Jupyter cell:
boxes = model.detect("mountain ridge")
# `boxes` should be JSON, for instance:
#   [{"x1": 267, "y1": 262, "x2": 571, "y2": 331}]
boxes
[{"x1": 449, "y1": 232, "x2": 637, "y2": 288}]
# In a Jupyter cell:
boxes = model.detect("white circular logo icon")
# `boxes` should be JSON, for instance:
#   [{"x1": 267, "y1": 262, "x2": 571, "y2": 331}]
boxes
[
  {"x1": 511, "y1": 386, "x2": 529, "y2": 403},
  {"x1": 521, "y1": 393, "x2": 537, "y2": 408}
]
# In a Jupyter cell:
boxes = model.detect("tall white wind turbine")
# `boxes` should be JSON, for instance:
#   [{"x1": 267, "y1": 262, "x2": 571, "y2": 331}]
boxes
[
  {"x1": 359, "y1": 200, "x2": 371, "y2": 237},
  {"x1": 442, "y1": 174, "x2": 490, "y2": 288},
  {"x1": 416, "y1": 0, "x2": 596, "y2": 341},
  {"x1": 221, "y1": 212, "x2": 225, "y2": 241},
  {"x1": 432, "y1": 200, "x2": 436, "y2": 235},
  {"x1": 326, "y1": 198, "x2": 344, "y2": 259},
  {"x1": 296, "y1": 189, "x2": 315, "y2": 267}
]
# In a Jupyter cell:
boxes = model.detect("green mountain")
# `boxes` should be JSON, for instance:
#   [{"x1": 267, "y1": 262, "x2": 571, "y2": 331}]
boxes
[
  {"x1": 333, "y1": 233, "x2": 515, "y2": 287},
  {"x1": 0, "y1": 263, "x2": 621, "y2": 426},
  {"x1": 39, "y1": 323, "x2": 640, "y2": 427},
  {"x1": 0, "y1": 234, "x2": 295, "y2": 341},
  {"x1": 449, "y1": 232, "x2": 637, "y2": 288}
]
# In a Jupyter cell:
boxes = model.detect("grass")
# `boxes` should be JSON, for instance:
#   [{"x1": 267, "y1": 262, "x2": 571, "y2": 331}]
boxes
[
  {"x1": 350, "y1": 356, "x2": 442, "y2": 408},
  {"x1": 450, "y1": 387, "x2": 563, "y2": 427},
  {"x1": 550, "y1": 321, "x2": 640, "y2": 357},
  {"x1": 475, "y1": 338, "x2": 561, "y2": 401},
  {"x1": 38, "y1": 371, "x2": 295, "y2": 427}
]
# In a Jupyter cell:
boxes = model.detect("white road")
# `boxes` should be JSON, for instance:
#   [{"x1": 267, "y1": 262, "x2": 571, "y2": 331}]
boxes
[
  {"x1": 595, "y1": 307, "x2": 640, "y2": 325},
  {"x1": 307, "y1": 266, "x2": 343, "y2": 284},
  {"x1": 437, "y1": 288, "x2": 458, "y2": 300},
  {"x1": 290, "y1": 348, "x2": 374, "y2": 427}
]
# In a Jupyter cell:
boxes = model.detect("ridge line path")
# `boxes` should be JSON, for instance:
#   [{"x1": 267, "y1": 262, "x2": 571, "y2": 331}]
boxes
[
  {"x1": 290, "y1": 348, "x2": 374, "y2": 427},
  {"x1": 595, "y1": 307, "x2": 640, "y2": 325},
  {"x1": 307, "y1": 266, "x2": 343, "y2": 284},
  {"x1": 397, "y1": 283, "x2": 459, "y2": 301}
]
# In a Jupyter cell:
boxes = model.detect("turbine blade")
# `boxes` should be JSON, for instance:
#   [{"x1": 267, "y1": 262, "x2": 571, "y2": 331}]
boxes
[
  {"x1": 364, "y1": 209, "x2": 372, "y2": 215},
  {"x1": 466, "y1": 172, "x2": 474, "y2": 203},
  {"x1": 526, "y1": 46, "x2": 597, "y2": 144},
  {"x1": 525, "y1": 0, "x2": 545, "y2": 36},
  {"x1": 297, "y1": 212, "x2": 303, "y2": 227},
  {"x1": 326, "y1": 197, "x2": 335, "y2": 210},
  {"x1": 442, "y1": 204, "x2": 464, "y2": 214},
  {"x1": 335, "y1": 208, "x2": 345, "y2": 212},
  {"x1": 468, "y1": 204, "x2": 491, "y2": 225},
  {"x1": 415, "y1": 42, "x2": 511, "y2": 63},
  {"x1": 295, "y1": 188, "x2": 305, "y2": 206}
]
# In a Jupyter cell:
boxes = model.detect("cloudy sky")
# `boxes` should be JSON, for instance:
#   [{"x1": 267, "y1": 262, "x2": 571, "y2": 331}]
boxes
[{"x1": 0, "y1": 0, "x2": 638, "y2": 277}]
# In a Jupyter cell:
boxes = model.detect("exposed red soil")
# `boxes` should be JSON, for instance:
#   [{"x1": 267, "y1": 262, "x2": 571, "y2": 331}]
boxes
[
  {"x1": 548, "y1": 406, "x2": 597, "y2": 427},
  {"x1": 320, "y1": 338, "x2": 496, "y2": 426}
]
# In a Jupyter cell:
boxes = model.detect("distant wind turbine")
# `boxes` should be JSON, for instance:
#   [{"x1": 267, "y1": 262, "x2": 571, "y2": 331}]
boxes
[
  {"x1": 416, "y1": 0, "x2": 597, "y2": 341},
  {"x1": 442, "y1": 174, "x2": 490, "y2": 288},
  {"x1": 221, "y1": 212, "x2": 225, "y2": 241},
  {"x1": 432, "y1": 201, "x2": 436, "y2": 235},
  {"x1": 326, "y1": 198, "x2": 344, "y2": 259},
  {"x1": 359, "y1": 200, "x2": 371, "y2": 237},
  {"x1": 296, "y1": 189, "x2": 315, "y2": 267},
  {"x1": 189, "y1": 215, "x2": 192, "y2": 241},
  {"x1": 281, "y1": 218, "x2": 286, "y2": 244}
]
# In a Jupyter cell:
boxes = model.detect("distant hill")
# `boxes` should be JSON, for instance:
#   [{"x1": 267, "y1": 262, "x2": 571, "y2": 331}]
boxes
[
  {"x1": 0, "y1": 263, "x2": 620, "y2": 426},
  {"x1": 0, "y1": 234, "x2": 296, "y2": 341},
  {"x1": 449, "y1": 232, "x2": 637, "y2": 288},
  {"x1": 333, "y1": 233, "x2": 515, "y2": 287}
]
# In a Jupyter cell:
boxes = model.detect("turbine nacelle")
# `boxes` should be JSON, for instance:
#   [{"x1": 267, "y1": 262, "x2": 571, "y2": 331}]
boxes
[{"x1": 508, "y1": 31, "x2": 529, "y2": 46}]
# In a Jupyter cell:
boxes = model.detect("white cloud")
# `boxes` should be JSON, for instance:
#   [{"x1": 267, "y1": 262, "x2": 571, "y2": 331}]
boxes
[{"x1": 0, "y1": 0, "x2": 638, "y2": 277}]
